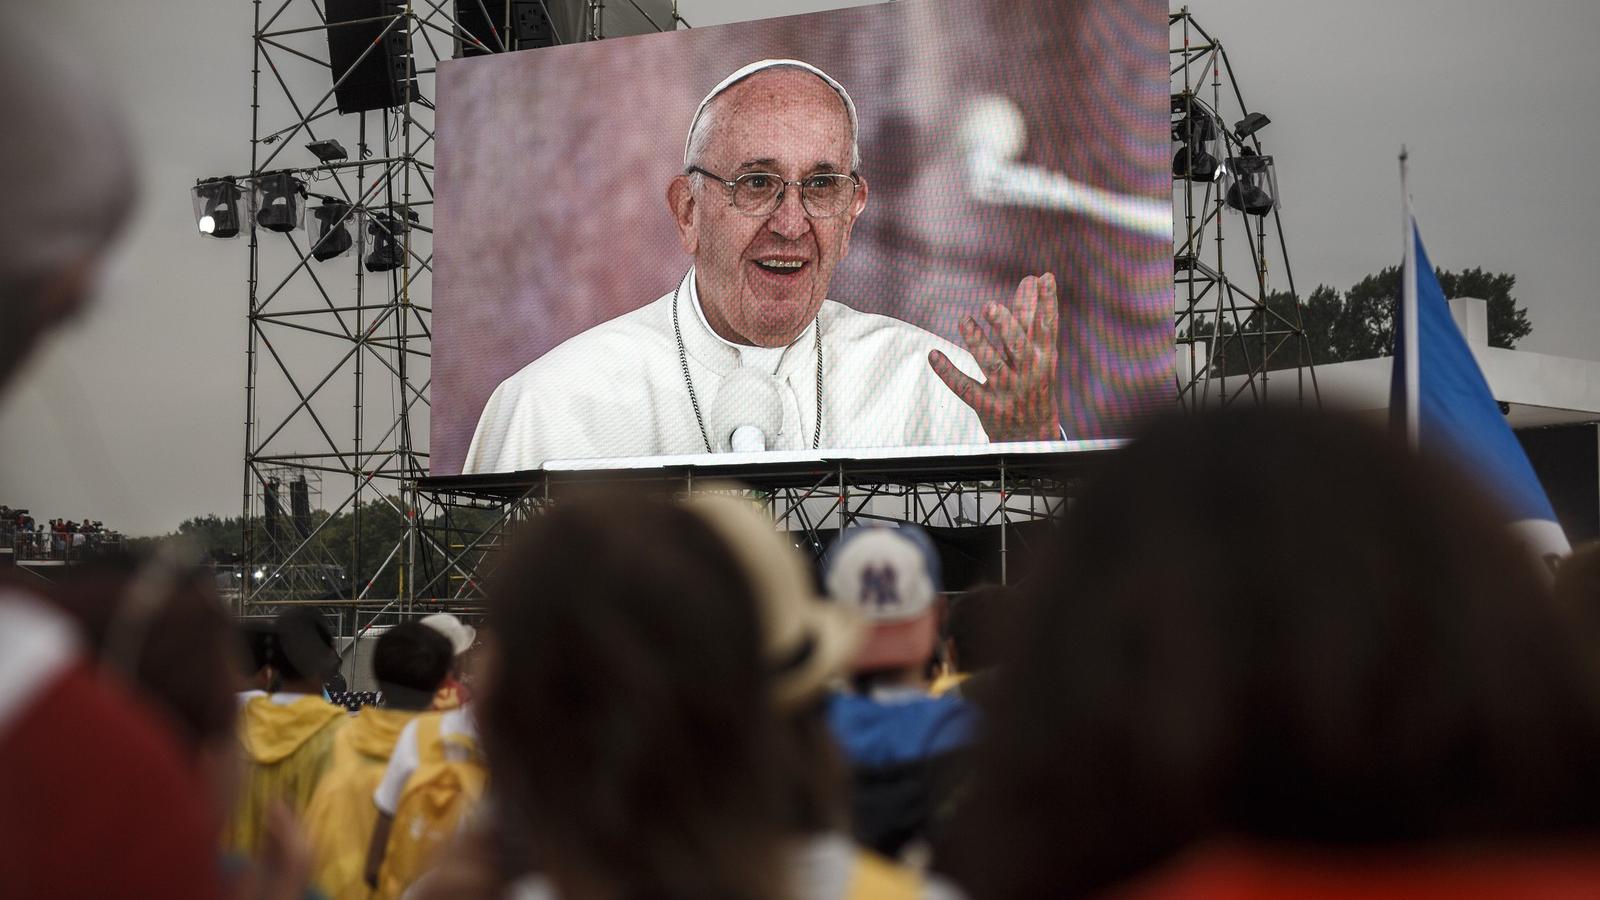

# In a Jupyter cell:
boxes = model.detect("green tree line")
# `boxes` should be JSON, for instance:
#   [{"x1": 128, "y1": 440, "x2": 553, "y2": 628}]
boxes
[
  {"x1": 1188, "y1": 266, "x2": 1532, "y2": 375},
  {"x1": 131, "y1": 499, "x2": 502, "y2": 599}
]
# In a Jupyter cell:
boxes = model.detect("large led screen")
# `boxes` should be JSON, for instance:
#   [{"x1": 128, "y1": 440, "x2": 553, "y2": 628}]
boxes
[{"x1": 432, "y1": 0, "x2": 1171, "y2": 476}]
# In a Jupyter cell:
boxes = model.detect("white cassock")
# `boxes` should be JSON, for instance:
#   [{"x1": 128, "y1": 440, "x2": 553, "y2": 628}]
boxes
[{"x1": 463, "y1": 268, "x2": 987, "y2": 473}]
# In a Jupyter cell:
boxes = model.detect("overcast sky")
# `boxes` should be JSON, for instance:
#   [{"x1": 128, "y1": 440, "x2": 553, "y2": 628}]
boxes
[{"x1": 2, "y1": 0, "x2": 1597, "y2": 536}]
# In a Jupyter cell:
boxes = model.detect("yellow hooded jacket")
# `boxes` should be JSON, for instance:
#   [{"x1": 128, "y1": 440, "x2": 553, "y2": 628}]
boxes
[
  {"x1": 224, "y1": 693, "x2": 346, "y2": 857},
  {"x1": 302, "y1": 707, "x2": 422, "y2": 900},
  {"x1": 374, "y1": 712, "x2": 487, "y2": 900}
]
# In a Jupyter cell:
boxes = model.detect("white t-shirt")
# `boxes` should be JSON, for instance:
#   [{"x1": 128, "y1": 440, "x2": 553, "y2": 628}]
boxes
[
  {"x1": 463, "y1": 268, "x2": 988, "y2": 473},
  {"x1": 373, "y1": 705, "x2": 477, "y2": 815}
]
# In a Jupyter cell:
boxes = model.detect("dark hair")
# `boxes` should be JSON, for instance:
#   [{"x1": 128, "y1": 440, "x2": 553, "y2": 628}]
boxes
[
  {"x1": 482, "y1": 497, "x2": 789, "y2": 900},
  {"x1": 48, "y1": 554, "x2": 238, "y2": 753},
  {"x1": 239, "y1": 619, "x2": 276, "y2": 677},
  {"x1": 373, "y1": 621, "x2": 453, "y2": 709},
  {"x1": 944, "y1": 584, "x2": 1008, "y2": 673},
  {"x1": 272, "y1": 607, "x2": 338, "y2": 686},
  {"x1": 774, "y1": 699, "x2": 850, "y2": 835},
  {"x1": 950, "y1": 410, "x2": 1600, "y2": 898}
]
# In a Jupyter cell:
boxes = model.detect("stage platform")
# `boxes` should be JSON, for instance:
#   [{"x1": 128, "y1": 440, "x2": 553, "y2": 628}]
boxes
[
  {"x1": 416, "y1": 439, "x2": 1124, "y2": 501},
  {"x1": 403, "y1": 441, "x2": 1124, "y2": 601}
]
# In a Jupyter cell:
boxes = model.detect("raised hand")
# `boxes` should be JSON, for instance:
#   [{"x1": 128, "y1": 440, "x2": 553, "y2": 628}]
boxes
[{"x1": 929, "y1": 272, "x2": 1063, "y2": 443}]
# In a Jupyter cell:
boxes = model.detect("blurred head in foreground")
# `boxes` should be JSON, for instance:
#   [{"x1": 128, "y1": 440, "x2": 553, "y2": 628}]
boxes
[
  {"x1": 0, "y1": 13, "x2": 137, "y2": 389},
  {"x1": 51, "y1": 552, "x2": 242, "y2": 826},
  {"x1": 1555, "y1": 540, "x2": 1600, "y2": 647},
  {"x1": 952, "y1": 410, "x2": 1600, "y2": 898},
  {"x1": 483, "y1": 493, "x2": 858, "y2": 898}
]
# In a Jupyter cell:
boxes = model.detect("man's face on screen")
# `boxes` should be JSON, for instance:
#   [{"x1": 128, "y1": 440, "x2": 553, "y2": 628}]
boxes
[{"x1": 674, "y1": 69, "x2": 867, "y2": 348}]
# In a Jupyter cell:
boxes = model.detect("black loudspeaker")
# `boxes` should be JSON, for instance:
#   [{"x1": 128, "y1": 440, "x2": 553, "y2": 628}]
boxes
[
  {"x1": 326, "y1": 0, "x2": 415, "y2": 114},
  {"x1": 453, "y1": 0, "x2": 504, "y2": 57},
  {"x1": 290, "y1": 477, "x2": 312, "y2": 538},
  {"x1": 511, "y1": 1, "x2": 555, "y2": 49},
  {"x1": 264, "y1": 479, "x2": 283, "y2": 546}
]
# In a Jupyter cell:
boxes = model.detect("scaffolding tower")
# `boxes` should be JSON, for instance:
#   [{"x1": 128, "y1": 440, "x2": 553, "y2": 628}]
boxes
[
  {"x1": 224, "y1": 1, "x2": 680, "y2": 634},
  {"x1": 1170, "y1": 8, "x2": 1318, "y2": 410}
]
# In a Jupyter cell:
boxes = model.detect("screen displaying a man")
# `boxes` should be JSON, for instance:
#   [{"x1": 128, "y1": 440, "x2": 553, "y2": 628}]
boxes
[{"x1": 463, "y1": 59, "x2": 1063, "y2": 474}]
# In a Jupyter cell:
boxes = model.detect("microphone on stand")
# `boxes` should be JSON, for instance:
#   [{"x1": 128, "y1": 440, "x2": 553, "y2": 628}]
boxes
[{"x1": 709, "y1": 367, "x2": 784, "y2": 453}]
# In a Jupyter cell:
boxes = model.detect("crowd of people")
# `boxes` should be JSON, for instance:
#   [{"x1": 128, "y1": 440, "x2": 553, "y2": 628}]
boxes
[
  {"x1": 6, "y1": 11, "x2": 1600, "y2": 900},
  {"x1": 8, "y1": 413, "x2": 1600, "y2": 900},
  {"x1": 1, "y1": 504, "x2": 125, "y2": 561}
]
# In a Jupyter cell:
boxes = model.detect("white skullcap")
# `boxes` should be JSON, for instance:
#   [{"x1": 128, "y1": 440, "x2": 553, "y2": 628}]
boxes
[
  {"x1": 683, "y1": 59, "x2": 859, "y2": 166},
  {"x1": 0, "y1": 15, "x2": 138, "y2": 303}
]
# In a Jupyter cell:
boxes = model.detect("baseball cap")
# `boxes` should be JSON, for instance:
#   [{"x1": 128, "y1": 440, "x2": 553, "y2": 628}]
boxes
[
  {"x1": 684, "y1": 492, "x2": 864, "y2": 708},
  {"x1": 419, "y1": 612, "x2": 477, "y2": 656},
  {"x1": 824, "y1": 526, "x2": 943, "y2": 672}
]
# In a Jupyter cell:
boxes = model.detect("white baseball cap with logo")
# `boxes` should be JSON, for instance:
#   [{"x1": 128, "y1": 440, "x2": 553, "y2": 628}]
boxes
[
  {"x1": 824, "y1": 525, "x2": 943, "y2": 673},
  {"x1": 420, "y1": 612, "x2": 477, "y2": 657}
]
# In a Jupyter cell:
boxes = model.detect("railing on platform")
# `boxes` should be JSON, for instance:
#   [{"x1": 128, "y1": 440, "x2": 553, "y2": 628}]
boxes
[
  {"x1": 5, "y1": 527, "x2": 128, "y2": 565},
  {"x1": 407, "y1": 443, "x2": 1120, "y2": 610}
]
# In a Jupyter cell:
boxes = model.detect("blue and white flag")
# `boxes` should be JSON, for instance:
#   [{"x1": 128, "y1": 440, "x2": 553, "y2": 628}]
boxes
[{"x1": 1390, "y1": 179, "x2": 1569, "y2": 562}]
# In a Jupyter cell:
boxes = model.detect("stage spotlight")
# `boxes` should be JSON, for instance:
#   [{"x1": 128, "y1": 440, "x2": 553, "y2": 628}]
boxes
[
  {"x1": 311, "y1": 198, "x2": 354, "y2": 261},
  {"x1": 192, "y1": 177, "x2": 244, "y2": 239},
  {"x1": 1171, "y1": 108, "x2": 1220, "y2": 182},
  {"x1": 254, "y1": 171, "x2": 307, "y2": 233},
  {"x1": 306, "y1": 138, "x2": 349, "y2": 163},
  {"x1": 364, "y1": 208, "x2": 418, "y2": 273},
  {"x1": 1233, "y1": 112, "x2": 1271, "y2": 140},
  {"x1": 1224, "y1": 148, "x2": 1278, "y2": 216}
]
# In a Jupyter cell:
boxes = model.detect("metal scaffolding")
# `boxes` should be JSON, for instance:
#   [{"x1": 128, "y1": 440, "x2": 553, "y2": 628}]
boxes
[
  {"x1": 223, "y1": 4, "x2": 1318, "y2": 621},
  {"x1": 239, "y1": 0, "x2": 437, "y2": 617},
  {"x1": 1170, "y1": 8, "x2": 1319, "y2": 411},
  {"x1": 410, "y1": 448, "x2": 1113, "y2": 605},
  {"x1": 228, "y1": 0, "x2": 681, "y2": 636}
]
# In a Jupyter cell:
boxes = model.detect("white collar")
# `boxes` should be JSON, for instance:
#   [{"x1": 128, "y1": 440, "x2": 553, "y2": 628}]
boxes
[{"x1": 686, "y1": 267, "x2": 817, "y2": 376}]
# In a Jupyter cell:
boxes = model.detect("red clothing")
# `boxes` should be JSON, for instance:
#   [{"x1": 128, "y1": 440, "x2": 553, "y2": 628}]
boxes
[
  {"x1": 1112, "y1": 841, "x2": 1600, "y2": 900},
  {"x1": 0, "y1": 661, "x2": 224, "y2": 899}
]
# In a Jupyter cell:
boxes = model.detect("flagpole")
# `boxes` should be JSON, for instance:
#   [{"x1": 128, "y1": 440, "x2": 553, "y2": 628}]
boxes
[{"x1": 1400, "y1": 147, "x2": 1419, "y2": 450}]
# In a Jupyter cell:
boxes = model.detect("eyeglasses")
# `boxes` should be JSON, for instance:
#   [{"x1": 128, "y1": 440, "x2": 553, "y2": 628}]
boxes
[{"x1": 687, "y1": 166, "x2": 860, "y2": 219}]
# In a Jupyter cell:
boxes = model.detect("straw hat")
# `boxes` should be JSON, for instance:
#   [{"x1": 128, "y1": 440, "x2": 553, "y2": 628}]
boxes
[{"x1": 685, "y1": 492, "x2": 863, "y2": 708}]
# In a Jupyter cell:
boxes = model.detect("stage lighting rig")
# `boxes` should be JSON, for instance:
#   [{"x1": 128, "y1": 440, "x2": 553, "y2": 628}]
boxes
[
  {"x1": 1171, "y1": 95, "x2": 1220, "y2": 182},
  {"x1": 311, "y1": 198, "x2": 355, "y2": 261},
  {"x1": 1223, "y1": 147, "x2": 1278, "y2": 216},
  {"x1": 192, "y1": 176, "x2": 244, "y2": 239},
  {"x1": 1233, "y1": 112, "x2": 1271, "y2": 141},
  {"x1": 364, "y1": 208, "x2": 419, "y2": 273},
  {"x1": 254, "y1": 171, "x2": 307, "y2": 233},
  {"x1": 306, "y1": 138, "x2": 349, "y2": 163}
]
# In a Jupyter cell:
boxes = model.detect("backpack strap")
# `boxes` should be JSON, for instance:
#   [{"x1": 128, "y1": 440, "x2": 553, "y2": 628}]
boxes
[{"x1": 415, "y1": 712, "x2": 445, "y2": 765}]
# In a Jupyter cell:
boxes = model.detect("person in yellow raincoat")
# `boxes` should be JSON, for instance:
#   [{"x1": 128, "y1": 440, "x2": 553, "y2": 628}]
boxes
[
  {"x1": 224, "y1": 608, "x2": 347, "y2": 856},
  {"x1": 303, "y1": 622, "x2": 454, "y2": 900}
]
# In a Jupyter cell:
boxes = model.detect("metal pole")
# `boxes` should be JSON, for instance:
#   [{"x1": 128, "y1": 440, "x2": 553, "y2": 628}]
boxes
[
  {"x1": 242, "y1": 0, "x2": 265, "y2": 615},
  {"x1": 999, "y1": 458, "x2": 1008, "y2": 585}
]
